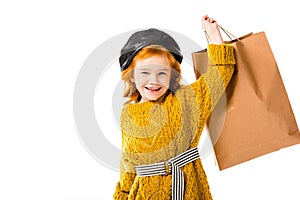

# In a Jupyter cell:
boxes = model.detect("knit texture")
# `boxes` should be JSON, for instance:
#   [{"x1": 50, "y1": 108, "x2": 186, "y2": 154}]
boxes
[{"x1": 113, "y1": 44, "x2": 235, "y2": 200}]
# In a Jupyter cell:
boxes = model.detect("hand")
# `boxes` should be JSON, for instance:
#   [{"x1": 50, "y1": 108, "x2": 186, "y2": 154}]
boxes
[{"x1": 201, "y1": 15, "x2": 223, "y2": 44}]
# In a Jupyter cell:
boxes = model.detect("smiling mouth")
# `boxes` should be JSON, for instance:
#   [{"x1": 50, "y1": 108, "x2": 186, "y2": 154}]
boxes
[{"x1": 145, "y1": 87, "x2": 161, "y2": 91}]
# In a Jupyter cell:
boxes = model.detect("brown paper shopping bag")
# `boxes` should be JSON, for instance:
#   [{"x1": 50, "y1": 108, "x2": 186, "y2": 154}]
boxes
[{"x1": 193, "y1": 29, "x2": 300, "y2": 170}]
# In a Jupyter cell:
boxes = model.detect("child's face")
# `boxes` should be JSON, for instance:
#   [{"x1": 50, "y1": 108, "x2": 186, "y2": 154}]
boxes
[{"x1": 133, "y1": 55, "x2": 171, "y2": 102}]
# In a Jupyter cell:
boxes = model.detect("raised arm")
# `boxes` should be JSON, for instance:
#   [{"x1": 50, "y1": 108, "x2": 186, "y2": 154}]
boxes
[{"x1": 186, "y1": 16, "x2": 235, "y2": 121}]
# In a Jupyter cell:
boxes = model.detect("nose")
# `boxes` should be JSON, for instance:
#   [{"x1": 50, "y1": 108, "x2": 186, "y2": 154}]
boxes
[{"x1": 148, "y1": 73, "x2": 158, "y2": 84}]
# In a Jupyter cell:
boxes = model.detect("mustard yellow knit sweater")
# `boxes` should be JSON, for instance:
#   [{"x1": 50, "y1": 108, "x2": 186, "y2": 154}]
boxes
[{"x1": 113, "y1": 44, "x2": 235, "y2": 200}]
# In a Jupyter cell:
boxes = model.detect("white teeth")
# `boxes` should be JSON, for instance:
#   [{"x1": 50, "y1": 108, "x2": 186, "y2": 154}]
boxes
[{"x1": 146, "y1": 87, "x2": 161, "y2": 91}]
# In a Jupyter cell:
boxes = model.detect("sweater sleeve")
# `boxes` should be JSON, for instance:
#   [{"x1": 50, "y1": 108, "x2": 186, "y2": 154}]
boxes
[
  {"x1": 113, "y1": 171, "x2": 136, "y2": 199},
  {"x1": 190, "y1": 44, "x2": 235, "y2": 120},
  {"x1": 113, "y1": 111, "x2": 137, "y2": 200}
]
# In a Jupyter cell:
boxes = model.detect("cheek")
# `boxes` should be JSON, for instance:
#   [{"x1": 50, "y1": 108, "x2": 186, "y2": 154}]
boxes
[
  {"x1": 133, "y1": 76, "x2": 145, "y2": 88},
  {"x1": 159, "y1": 75, "x2": 171, "y2": 86}
]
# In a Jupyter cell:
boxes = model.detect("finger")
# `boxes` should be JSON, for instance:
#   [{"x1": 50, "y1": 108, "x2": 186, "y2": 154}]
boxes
[
  {"x1": 209, "y1": 17, "x2": 216, "y2": 23},
  {"x1": 202, "y1": 15, "x2": 208, "y2": 20},
  {"x1": 204, "y1": 16, "x2": 213, "y2": 22}
]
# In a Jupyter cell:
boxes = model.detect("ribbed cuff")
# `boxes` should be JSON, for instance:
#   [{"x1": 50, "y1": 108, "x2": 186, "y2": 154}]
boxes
[{"x1": 207, "y1": 44, "x2": 235, "y2": 65}]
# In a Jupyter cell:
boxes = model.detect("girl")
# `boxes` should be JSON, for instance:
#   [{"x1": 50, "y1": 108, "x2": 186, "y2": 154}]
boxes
[{"x1": 114, "y1": 15, "x2": 235, "y2": 200}]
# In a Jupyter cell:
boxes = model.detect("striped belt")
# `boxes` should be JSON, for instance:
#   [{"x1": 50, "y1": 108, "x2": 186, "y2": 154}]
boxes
[{"x1": 135, "y1": 147, "x2": 200, "y2": 200}]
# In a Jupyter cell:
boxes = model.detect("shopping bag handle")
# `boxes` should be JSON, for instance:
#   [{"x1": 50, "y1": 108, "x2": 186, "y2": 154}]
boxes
[{"x1": 205, "y1": 25, "x2": 240, "y2": 43}]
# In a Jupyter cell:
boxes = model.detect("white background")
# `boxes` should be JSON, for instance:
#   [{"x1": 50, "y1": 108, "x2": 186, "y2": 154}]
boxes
[{"x1": 1, "y1": 0, "x2": 300, "y2": 199}]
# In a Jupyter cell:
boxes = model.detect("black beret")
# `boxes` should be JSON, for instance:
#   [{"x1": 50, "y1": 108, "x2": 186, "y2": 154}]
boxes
[{"x1": 119, "y1": 28, "x2": 183, "y2": 71}]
